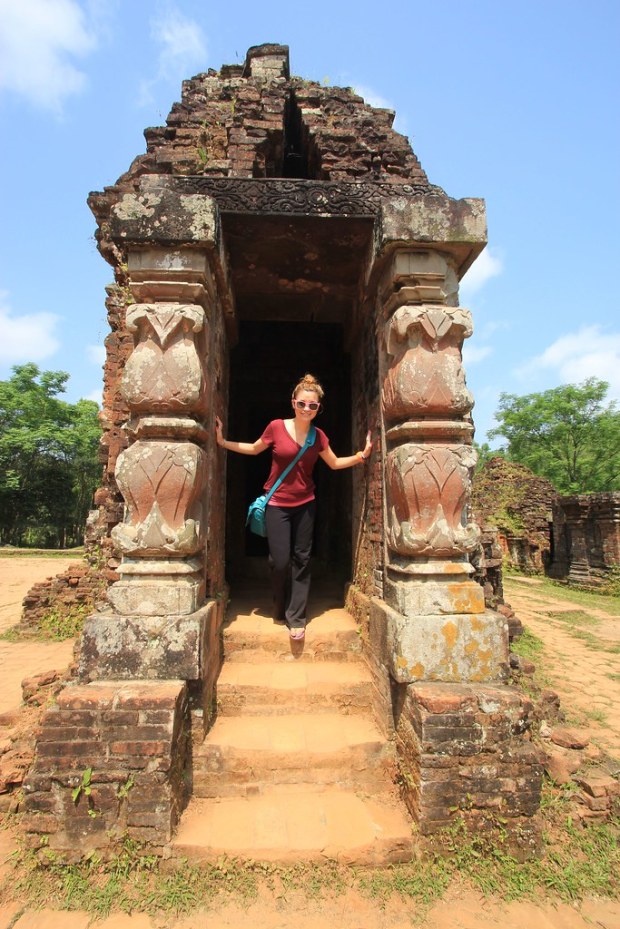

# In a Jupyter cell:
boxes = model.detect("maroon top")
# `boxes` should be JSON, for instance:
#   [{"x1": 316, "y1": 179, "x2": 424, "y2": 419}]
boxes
[{"x1": 260, "y1": 419, "x2": 329, "y2": 506}]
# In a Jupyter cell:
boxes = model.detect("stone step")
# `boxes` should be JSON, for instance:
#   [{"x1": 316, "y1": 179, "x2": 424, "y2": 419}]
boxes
[
  {"x1": 223, "y1": 608, "x2": 362, "y2": 663},
  {"x1": 216, "y1": 660, "x2": 374, "y2": 716},
  {"x1": 171, "y1": 787, "x2": 414, "y2": 865},
  {"x1": 192, "y1": 713, "x2": 394, "y2": 796}
]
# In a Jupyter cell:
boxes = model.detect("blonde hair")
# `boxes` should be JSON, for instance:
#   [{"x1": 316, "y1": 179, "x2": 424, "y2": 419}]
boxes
[{"x1": 292, "y1": 373, "x2": 324, "y2": 400}]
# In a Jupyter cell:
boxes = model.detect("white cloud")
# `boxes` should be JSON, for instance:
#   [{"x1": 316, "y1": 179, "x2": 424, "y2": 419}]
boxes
[
  {"x1": 517, "y1": 325, "x2": 620, "y2": 401},
  {"x1": 462, "y1": 344, "x2": 493, "y2": 365},
  {"x1": 459, "y1": 248, "x2": 503, "y2": 298},
  {"x1": 0, "y1": 0, "x2": 96, "y2": 113},
  {"x1": 139, "y1": 7, "x2": 207, "y2": 106},
  {"x1": 355, "y1": 84, "x2": 393, "y2": 111},
  {"x1": 87, "y1": 344, "x2": 106, "y2": 365},
  {"x1": 0, "y1": 293, "x2": 60, "y2": 363}
]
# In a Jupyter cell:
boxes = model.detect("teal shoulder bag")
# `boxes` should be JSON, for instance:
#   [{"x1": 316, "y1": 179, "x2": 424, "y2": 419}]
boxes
[{"x1": 246, "y1": 425, "x2": 316, "y2": 537}]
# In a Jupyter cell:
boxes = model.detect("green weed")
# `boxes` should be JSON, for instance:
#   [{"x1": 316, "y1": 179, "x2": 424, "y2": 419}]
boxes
[
  {"x1": 2, "y1": 813, "x2": 618, "y2": 919},
  {"x1": 511, "y1": 628, "x2": 544, "y2": 659},
  {"x1": 548, "y1": 610, "x2": 600, "y2": 627},
  {"x1": 38, "y1": 603, "x2": 89, "y2": 640}
]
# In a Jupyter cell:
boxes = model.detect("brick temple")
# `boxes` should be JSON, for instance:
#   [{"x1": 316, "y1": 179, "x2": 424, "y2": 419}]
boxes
[{"x1": 23, "y1": 44, "x2": 542, "y2": 861}]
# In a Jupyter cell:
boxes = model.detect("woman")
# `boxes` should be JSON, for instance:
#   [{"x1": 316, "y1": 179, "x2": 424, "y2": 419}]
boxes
[{"x1": 215, "y1": 373, "x2": 372, "y2": 640}]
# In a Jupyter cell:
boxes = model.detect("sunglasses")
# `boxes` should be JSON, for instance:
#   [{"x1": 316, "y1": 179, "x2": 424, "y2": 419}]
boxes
[{"x1": 293, "y1": 399, "x2": 321, "y2": 411}]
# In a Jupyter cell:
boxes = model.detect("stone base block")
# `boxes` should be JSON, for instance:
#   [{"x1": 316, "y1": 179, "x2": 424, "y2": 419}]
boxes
[
  {"x1": 396, "y1": 681, "x2": 543, "y2": 858},
  {"x1": 107, "y1": 573, "x2": 205, "y2": 616},
  {"x1": 22, "y1": 680, "x2": 189, "y2": 858},
  {"x1": 79, "y1": 600, "x2": 221, "y2": 681},
  {"x1": 385, "y1": 574, "x2": 485, "y2": 616},
  {"x1": 373, "y1": 600, "x2": 508, "y2": 683}
]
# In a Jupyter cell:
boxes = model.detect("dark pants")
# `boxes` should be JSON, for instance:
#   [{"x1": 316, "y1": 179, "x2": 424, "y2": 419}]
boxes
[{"x1": 265, "y1": 500, "x2": 315, "y2": 629}]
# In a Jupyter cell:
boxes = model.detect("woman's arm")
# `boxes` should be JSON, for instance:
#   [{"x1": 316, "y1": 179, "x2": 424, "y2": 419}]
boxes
[
  {"x1": 215, "y1": 416, "x2": 268, "y2": 456},
  {"x1": 319, "y1": 431, "x2": 372, "y2": 470}
]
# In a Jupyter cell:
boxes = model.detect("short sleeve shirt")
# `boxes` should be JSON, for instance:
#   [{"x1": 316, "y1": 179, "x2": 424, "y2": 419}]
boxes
[{"x1": 260, "y1": 419, "x2": 329, "y2": 507}]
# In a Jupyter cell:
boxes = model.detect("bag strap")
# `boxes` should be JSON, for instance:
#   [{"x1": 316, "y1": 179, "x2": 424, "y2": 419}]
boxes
[{"x1": 263, "y1": 424, "x2": 316, "y2": 506}]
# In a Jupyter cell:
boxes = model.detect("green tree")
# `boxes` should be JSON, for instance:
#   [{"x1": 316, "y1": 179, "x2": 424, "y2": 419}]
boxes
[
  {"x1": 488, "y1": 378, "x2": 620, "y2": 493},
  {"x1": 473, "y1": 441, "x2": 503, "y2": 472},
  {"x1": 0, "y1": 364, "x2": 101, "y2": 547}
]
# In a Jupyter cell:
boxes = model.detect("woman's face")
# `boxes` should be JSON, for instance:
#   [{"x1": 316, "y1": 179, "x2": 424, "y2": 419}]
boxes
[{"x1": 292, "y1": 389, "x2": 321, "y2": 420}]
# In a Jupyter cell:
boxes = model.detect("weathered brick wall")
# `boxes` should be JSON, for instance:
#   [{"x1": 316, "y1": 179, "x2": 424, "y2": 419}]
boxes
[
  {"x1": 549, "y1": 492, "x2": 620, "y2": 587},
  {"x1": 472, "y1": 457, "x2": 557, "y2": 573},
  {"x1": 18, "y1": 561, "x2": 109, "y2": 635},
  {"x1": 350, "y1": 291, "x2": 383, "y2": 599},
  {"x1": 396, "y1": 682, "x2": 543, "y2": 856},
  {"x1": 23, "y1": 681, "x2": 189, "y2": 858},
  {"x1": 107, "y1": 46, "x2": 428, "y2": 188}
]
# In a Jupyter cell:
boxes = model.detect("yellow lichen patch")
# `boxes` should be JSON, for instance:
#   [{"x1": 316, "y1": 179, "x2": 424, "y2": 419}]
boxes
[
  {"x1": 408, "y1": 662, "x2": 426, "y2": 679},
  {"x1": 470, "y1": 616, "x2": 485, "y2": 631},
  {"x1": 446, "y1": 584, "x2": 485, "y2": 614},
  {"x1": 441, "y1": 620, "x2": 458, "y2": 648},
  {"x1": 464, "y1": 640, "x2": 479, "y2": 655},
  {"x1": 396, "y1": 656, "x2": 408, "y2": 670}
]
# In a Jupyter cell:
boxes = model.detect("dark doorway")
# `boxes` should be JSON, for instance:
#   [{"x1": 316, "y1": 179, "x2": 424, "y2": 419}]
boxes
[{"x1": 225, "y1": 320, "x2": 352, "y2": 588}]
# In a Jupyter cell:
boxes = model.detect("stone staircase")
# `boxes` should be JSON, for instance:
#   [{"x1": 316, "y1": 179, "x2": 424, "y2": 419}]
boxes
[{"x1": 171, "y1": 587, "x2": 414, "y2": 864}]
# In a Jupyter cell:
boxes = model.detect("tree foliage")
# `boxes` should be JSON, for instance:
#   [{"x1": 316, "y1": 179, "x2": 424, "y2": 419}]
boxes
[
  {"x1": 0, "y1": 364, "x2": 102, "y2": 548},
  {"x1": 488, "y1": 378, "x2": 620, "y2": 494}
]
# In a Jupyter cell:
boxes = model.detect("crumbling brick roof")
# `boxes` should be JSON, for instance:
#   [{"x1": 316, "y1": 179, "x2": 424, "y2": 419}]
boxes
[{"x1": 104, "y1": 43, "x2": 429, "y2": 193}]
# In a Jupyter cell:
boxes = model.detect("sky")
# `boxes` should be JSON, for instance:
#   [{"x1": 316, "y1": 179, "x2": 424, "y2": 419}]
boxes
[{"x1": 0, "y1": 0, "x2": 618, "y2": 444}]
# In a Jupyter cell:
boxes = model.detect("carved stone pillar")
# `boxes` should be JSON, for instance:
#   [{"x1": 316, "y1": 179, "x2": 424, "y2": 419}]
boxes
[
  {"x1": 379, "y1": 250, "x2": 508, "y2": 683},
  {"x1": 107, "y1": 299, "x2": 210, "y2": 617},
  {"x1": 80, "y1": 239, "x2": 230, "y2": 682}
]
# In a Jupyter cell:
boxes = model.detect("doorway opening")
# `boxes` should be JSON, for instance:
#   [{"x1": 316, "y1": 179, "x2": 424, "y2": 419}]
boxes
[{"x1": 225, "y1": 320, "x2": 352, "y2": 593}]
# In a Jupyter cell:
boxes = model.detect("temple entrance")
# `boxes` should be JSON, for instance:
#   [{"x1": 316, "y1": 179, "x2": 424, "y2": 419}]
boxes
[
  {"x1": 226, "y1": 319, "x2": 352, "y2": 586},
  {"x1": 220, "y1": 209, "x2": 373, "y2": 592}
]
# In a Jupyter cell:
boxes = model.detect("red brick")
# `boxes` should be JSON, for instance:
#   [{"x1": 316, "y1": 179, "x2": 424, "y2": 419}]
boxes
[{"x1": 109, "y1": 741, "x2": 171, "y2": 757}]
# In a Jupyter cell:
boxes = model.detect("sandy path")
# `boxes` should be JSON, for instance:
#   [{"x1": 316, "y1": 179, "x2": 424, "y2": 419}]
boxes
[
  {"x1": 0, "y1": 556, "x2": 78, "y2": 721},
  {"x1": 504, "y1": 576, "x2": 620, "y2": 761},
  {"x1": 0, "y1": 560, "x2": 618, "y2": 929},
  {"x1": 0, "y1": 556, "x2": 80, "y2": 633}
]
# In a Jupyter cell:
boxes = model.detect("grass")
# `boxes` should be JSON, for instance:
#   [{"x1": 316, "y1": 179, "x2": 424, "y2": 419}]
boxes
[
  {"x1": 505, "y1": 574, "x2": 620, "y2": 616},
  {"x1": 2, "y1": 804, "x2": 618, "y2": 920},
  {"x1": 511, "y1": 627, "x2": 544, "y2": 660},
  {"x1": 0, "y1": 603, "x2": 88, "y2": 642},
  {"x1": 547, "y1": 609, "x2": 600, "y2": 628},
  {"x1": 0, "y1": 547, "x2": 84, "y2": 558},
  {"x1": 584, "y1": 708, "x2": 609, "y2": 724}
]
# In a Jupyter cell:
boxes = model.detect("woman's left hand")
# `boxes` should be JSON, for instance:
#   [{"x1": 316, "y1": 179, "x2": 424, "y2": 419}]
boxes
[{"x1": 361, "y1": 431, "x2": 373, "y2": 460}]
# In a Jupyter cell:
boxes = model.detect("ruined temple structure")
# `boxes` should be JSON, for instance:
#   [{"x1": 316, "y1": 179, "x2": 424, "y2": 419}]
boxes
[
  {"x1": 548, "y1": 493, "x2": 620, "y2": 588},
  {"x1": 23, "y1": 45, "x2": 542, "y2": 860},
  {"x1": 472, "y1": 457, "x2": 557, "y2": 576}
]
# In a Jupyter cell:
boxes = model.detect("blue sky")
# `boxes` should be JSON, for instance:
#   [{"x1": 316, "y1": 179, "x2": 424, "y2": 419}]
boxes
[{"x1": 0, "y1": 0, "x2": 618, "y2": 443}]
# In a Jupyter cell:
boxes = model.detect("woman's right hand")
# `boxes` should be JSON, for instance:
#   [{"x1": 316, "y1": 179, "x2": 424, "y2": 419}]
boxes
[{"x1": 215, "y1": 416, "x2": 225, "y2": 447}]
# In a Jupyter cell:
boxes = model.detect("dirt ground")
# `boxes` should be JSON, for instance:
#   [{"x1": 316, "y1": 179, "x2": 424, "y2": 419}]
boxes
[
  {"x1": 504, "y1": 575, "x2": 620, "y2": 761},
  {"x1": 0, "y1": 557, "x2": 619, "y2": 929}
]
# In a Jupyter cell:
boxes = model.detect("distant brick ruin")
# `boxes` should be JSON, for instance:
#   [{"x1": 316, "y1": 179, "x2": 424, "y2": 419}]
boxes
[
  {"x1": 22, "y1": 44, "x2": 543, "y2": 860},
  {"x1": 472, "y1": 457, "x2": 556, "y2": 578},
  {"x1": 548, "y1": 492, "x2": 620, "y2": 589}
]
